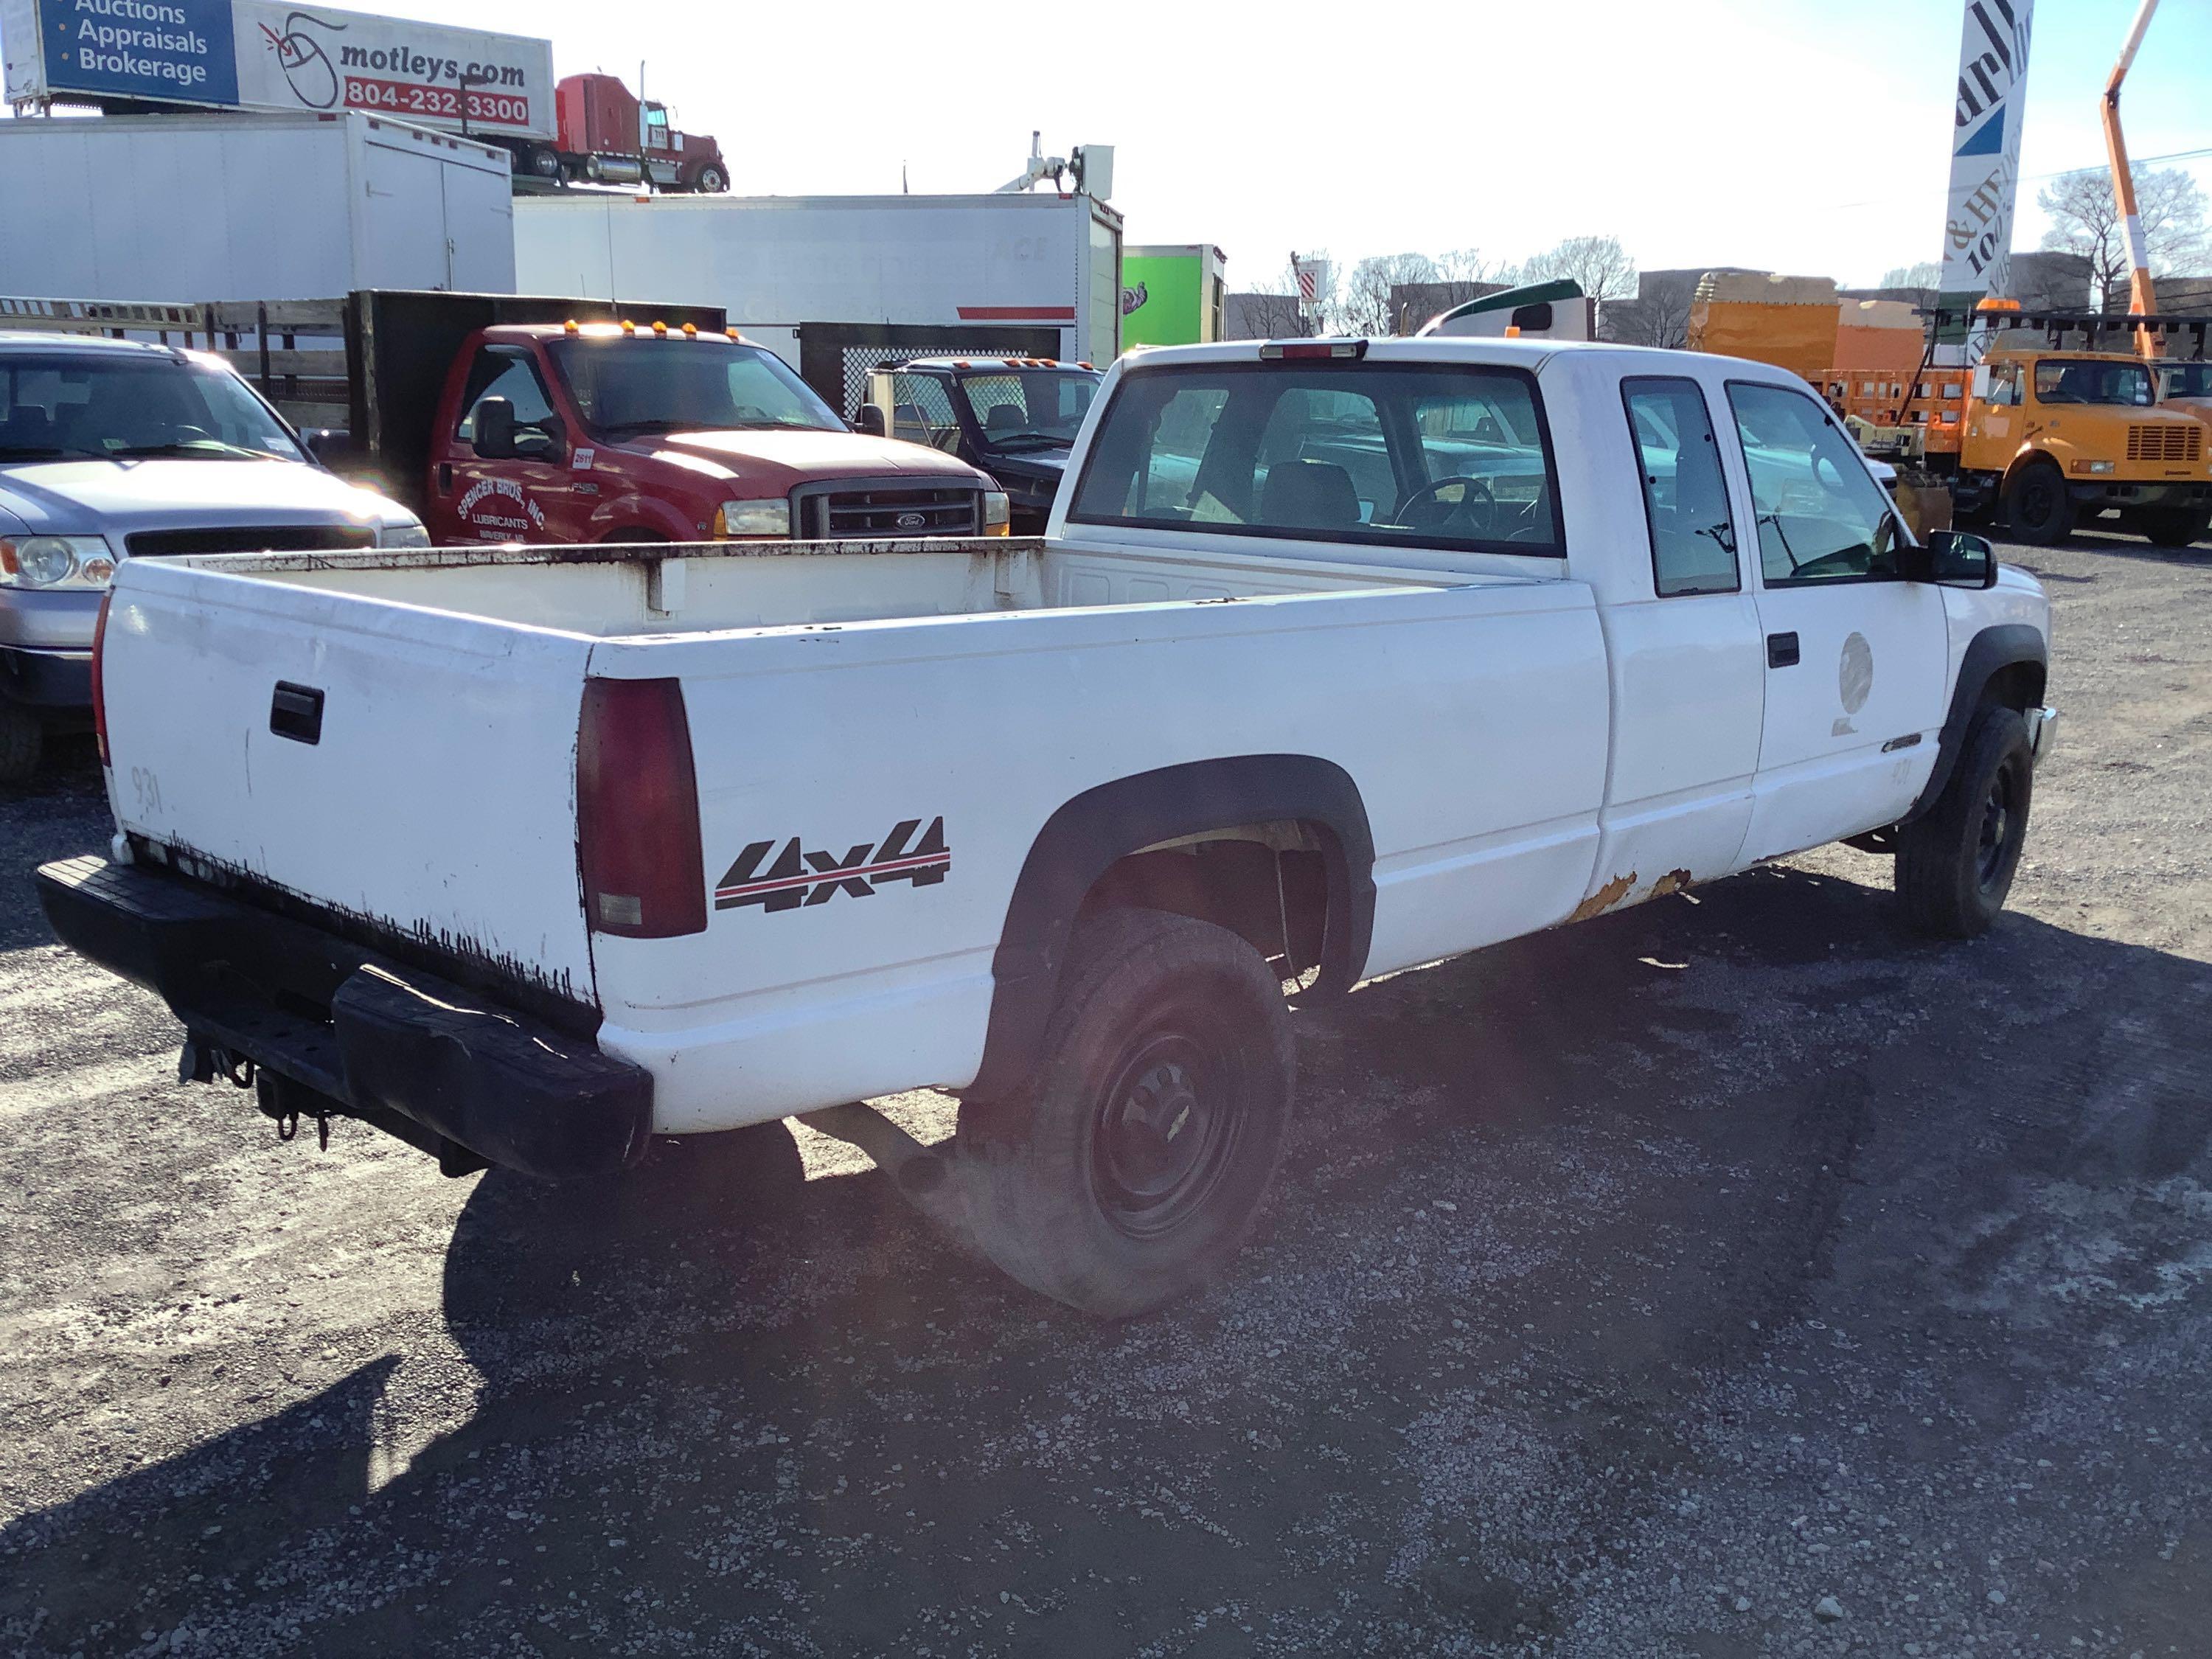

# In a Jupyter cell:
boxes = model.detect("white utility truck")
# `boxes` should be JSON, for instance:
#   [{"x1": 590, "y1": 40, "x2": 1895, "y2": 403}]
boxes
[{"x1": 40, "y1": 336, "x2": 2055, "y2": 1316}]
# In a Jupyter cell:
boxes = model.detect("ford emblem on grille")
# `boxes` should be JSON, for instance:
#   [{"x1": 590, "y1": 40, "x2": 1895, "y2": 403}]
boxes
[{"x1": 895, "y1": 512, "x2": 928, "y2": 531}]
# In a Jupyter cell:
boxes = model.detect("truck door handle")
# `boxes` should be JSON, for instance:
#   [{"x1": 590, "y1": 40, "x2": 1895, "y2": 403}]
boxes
[
  {"x1": 1767, "y1": 632, "x2": 1800, "y2": 669},
  {"x1": 270, "y1": 681, "x2": 325, "y2": 745},
  {"x1": 437, "y1": 462, "x2": 453, "y2": 493}
]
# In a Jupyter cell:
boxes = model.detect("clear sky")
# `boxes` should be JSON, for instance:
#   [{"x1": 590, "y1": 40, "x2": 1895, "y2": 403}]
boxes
[{"x1": 8, "y1": 0, "x2": 2210, "y2": 289}]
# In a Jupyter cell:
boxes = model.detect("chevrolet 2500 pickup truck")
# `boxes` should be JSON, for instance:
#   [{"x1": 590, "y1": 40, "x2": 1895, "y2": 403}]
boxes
[{"x1": 39, "y1": 335, "x2": 2056, "y2": 1316}]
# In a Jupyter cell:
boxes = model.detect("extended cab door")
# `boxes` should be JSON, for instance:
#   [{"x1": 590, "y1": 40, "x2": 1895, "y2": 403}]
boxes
[
  {"x1": 1582, "y1": 375, "x2": 1767, "y2": 901},
  {"x1": 435, "y1": 345, "x2": 581, "y2": 545},
  {"x1": 1724, "y1": 380, "x2": 1947, "y2": 860}
]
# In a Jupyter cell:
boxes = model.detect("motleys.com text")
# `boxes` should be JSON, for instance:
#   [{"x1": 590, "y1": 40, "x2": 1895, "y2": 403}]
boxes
[{"x1": 338, "y1": 44, "x2": 527, "y2": 88}]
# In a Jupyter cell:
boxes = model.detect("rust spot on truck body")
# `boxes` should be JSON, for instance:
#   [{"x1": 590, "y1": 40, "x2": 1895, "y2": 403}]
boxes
[
  {"x1": 1568, "y1": 872, "x2": 1636, "y2": 924},
  {"x1": 1650, "y1": 868, "x2": 1695, "y2": 900}
]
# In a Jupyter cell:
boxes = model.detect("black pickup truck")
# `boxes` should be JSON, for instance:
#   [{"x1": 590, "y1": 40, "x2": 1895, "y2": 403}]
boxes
[{"x1": 855, "y1": 357, "x2": 1102, "y2": 533}]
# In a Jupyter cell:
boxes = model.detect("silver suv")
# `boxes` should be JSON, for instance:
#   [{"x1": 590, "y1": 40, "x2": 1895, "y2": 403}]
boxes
[{"x1": 0, "y1": 335, "x2": 427, "y2": 782}]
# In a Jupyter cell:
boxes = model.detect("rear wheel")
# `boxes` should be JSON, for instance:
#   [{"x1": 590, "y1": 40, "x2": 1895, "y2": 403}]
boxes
[
  {"x1": 2136, "y1": 506, "x2": 2211, "y2": 549},
  {"x1": 956, "y1": 908, "x2": 1295, "y2": 1317},
  {"x1": 1896, "y1": 706, "x2": 2034, "y2": 939},
  {"x1": 0, "y1": 704, "x2": 44, "y2": 785}
]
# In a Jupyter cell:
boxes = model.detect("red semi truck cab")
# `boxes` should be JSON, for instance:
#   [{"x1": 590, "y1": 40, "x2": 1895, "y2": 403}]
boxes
[
  {"x1": 553, "y1": 74, "x2": 727, "y2": 193},
  {"x1": 425, "y1": 321, "x2": 1004, "y2": 545}
]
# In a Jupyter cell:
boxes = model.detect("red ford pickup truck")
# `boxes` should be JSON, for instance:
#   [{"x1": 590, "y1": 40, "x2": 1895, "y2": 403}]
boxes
[{"x1": 426, "y1": 321, "x2": 1005, "y2": 544}]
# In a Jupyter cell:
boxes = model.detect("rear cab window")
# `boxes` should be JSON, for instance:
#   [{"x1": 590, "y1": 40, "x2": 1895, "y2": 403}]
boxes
[
  {"x1": 1068, "y1": 358, "x2": 1562, "y2": 554},
  {"x1": 1621, "y1": 376, "x2": 1740, "y2": 597}
]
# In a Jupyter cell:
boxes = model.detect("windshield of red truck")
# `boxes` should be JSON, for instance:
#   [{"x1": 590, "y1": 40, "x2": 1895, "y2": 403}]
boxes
[
  {"x1": 0, "y1": 352, "x2": 304, "y2": 463},
  {"x1": 2034, "y1": 358, "x2": 2154, "y2": 407},
  {"x1": 549, "y1": 340, "x2": 844, "y2": 437},
  {"x1": 955, "y1": 370, "x2": 1099, "y2": 452}
]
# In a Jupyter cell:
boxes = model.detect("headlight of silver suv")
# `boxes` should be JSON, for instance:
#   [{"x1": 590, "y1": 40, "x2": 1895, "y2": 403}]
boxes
[
  {"x1": 378, "y1": 521, "x2": 434, "y2": 549},
  {"x1": 0, "y1": 535, "x2": 116, "y2": 590}
]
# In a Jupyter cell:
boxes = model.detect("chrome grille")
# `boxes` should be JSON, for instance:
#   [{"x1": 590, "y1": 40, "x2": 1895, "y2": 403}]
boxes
[{"x1": 795, "y1": 484, "x2": 981, "y2": 540}]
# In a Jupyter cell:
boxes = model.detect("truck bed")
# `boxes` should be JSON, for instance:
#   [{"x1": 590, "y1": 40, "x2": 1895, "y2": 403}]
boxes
[
  {"x1": 99, "y1": 534, "x2": 1606, "y2": 1127},
  {"x1": 193, "y1": 534, "x2": 1477, "y2": 633}
]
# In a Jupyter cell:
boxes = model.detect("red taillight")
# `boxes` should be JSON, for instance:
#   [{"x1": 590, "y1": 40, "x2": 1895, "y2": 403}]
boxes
[
  {"x1": 576, "y1": 677, "x2": 706, "y2": 938},
  {"x1": 91, "y1": 591, "x2": 114, "y2": 767},
  {"x1": 1259, "y1": 340, "x2": 1368, "y2": 362}
]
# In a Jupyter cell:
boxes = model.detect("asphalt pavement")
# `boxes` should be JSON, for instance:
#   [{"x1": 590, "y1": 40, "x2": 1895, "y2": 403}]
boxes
[{"x1": 1, "y1": 528, "x2": 2208, "y2": 1658}]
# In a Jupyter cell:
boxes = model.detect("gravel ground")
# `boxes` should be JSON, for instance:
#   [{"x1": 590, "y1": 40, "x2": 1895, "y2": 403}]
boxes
[{"x1": 1, "y1": 529, "x2": 2208, "y2": 1658}]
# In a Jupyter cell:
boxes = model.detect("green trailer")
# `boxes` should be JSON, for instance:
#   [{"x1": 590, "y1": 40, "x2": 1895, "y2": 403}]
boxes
[{"x1": 1121, "y1": 244, "x2": 1228, "y2": 350}]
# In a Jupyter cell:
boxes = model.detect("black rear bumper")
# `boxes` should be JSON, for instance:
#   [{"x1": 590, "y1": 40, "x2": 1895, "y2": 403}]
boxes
[{"x1": 35, "y1": 856, "x2": 651, "y2": 1178}]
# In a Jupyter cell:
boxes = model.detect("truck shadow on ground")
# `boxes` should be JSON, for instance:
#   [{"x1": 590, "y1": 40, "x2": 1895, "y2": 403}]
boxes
[{"x1": 8, "y1": 863, "x2": 2211, "y2": 1655}]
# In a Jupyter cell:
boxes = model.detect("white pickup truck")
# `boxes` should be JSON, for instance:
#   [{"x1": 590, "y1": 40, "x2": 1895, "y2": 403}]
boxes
[{"x1": 39, "y1": 335, "x2": 2055, "y2": 1316}]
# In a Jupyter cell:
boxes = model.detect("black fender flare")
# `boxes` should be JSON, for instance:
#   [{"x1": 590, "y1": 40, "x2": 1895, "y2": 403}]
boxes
[
  {"x1": 1900, "y1": 622, "x2": 2047, "y2": 823},
  {"x1": 966, "y1": 755, "x2": 1375, "y2": 1100}
]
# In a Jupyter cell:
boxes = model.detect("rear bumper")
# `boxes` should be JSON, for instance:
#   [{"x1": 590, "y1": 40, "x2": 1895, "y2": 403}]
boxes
[{"x1": 35, "y1": 855, "x2": 651, "y2": 1178}]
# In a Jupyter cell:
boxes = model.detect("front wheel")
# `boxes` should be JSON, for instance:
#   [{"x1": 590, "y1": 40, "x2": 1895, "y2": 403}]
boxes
[
  {"x1": 691, "y1": 162, "x2": 728, "y2": 193},
  {"x1": 956, "y1": 908, "x2": 1295, "y2": 1317},
  {"x1": 2003, "y1": 459, "x2": 2075, "y2": 546},
  {"x1": 0, "y1": 703, "x2": 44, "y2": 785},
  {"x1": 1896, "y1": 706, "x2": 2034, "y2": 939}
]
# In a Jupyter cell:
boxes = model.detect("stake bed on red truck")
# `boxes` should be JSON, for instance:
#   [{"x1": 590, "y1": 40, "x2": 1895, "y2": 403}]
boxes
[{"x1": 41, "y1": 335, "x2": 2053, "y2": 1316}]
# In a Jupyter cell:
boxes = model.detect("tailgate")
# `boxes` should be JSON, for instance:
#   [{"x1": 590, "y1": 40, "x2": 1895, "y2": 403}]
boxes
[{"x1": 99, "y1": 560, "x2": 599, "y2": 1006}]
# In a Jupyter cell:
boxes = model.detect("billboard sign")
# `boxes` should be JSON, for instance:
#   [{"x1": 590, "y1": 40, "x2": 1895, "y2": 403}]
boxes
[
  {"x1": 1937, "y1": 0, "x2": 2034, "y2": 357},
  {"x1": 3, "y1": 0, "x2": 554, "y2": 137}
]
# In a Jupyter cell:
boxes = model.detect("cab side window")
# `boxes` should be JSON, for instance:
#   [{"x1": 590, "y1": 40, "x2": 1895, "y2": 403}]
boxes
[
  {"x1": 890, "y1": 374, "x2": 960, "y2": 451},
  {"x1": 1727, "y1": 382, "x2": 1900, "y2": 586},
  {"x1": 1983, "y1": 361, "x2": 2022, "y2": 407},
  {"x1": 455, "y1": 347, "x2": 556, "y2": 444},
  {"x1": 1621, "y1": 377, "x2": 1739, "y2": 596}
]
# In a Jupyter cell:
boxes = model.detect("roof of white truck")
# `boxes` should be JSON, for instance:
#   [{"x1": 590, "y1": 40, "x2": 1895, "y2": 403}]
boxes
[{"x1": 1119, "y1": 335, "x2": 1804, "y2": 383}]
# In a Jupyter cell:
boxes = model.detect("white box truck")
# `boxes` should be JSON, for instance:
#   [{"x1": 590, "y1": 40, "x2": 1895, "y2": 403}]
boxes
[
  {"x1": 512, "y1": 191, "x2": 1125, "y2": 416},
  {"x1": 0, "y1": 111, "x2": 515, "y2": 300}
]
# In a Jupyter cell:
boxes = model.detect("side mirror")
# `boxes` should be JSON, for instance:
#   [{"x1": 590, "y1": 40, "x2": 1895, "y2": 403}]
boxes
[
  {"x1": 472, "y1": 397, "x2": 516, "y2": 459},
  {"x1": 512, "y1": 416, "x2": 565, "y2": 464},
  {"x1": 301, "y1": 427, "x2": 354, "y2": 470},
  {"x1": 1924, "y1": 529, "x2": 1998, "y2": 589},
  {"x1": 853, "y1": 404, "x2": 888, "y2": 438}
]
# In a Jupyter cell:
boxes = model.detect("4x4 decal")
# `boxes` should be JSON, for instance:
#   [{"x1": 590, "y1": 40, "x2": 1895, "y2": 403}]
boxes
[{"x1": 714, "y1": 818, "x2": 950, "y2": 913}]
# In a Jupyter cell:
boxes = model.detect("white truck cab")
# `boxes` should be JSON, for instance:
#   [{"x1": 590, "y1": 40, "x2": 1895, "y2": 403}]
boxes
[{"x1": 41, "y1": 335, "x2": 2053, "y2": 1315}]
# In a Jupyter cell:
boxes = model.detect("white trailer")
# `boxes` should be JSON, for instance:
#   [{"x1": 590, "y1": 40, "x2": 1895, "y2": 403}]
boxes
[
  {"x1": 0, "y1": 111, "x2": 515, "y2": 300},
  {"x1": 512, "y1": 191, "x2": 1124, "y2": 415}
]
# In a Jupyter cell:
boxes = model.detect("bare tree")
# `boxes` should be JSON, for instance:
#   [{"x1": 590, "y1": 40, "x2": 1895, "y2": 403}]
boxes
[
  {"x1": 1433, "y1": 247, "x2": 1508, "y2": 285},
  {"x1": 1879, "y1": 260, "x2": 1942, "y2": 291},
  {"x1": 1606, "y1": 269, "x2": 1700, "y2": 348},
  {"x1": 1518, "y1": 234, "x2": 1638, "y2": 301},
  {"x1": 1338, "y1": 253, "x2": 1438, "y2": 336},
  {"x1": 1228, "y1": 290, "x2": 1310, "y2": 340},
  {"x1": 2039, "y1": 166, "x2": 2211, "y2": 310}
]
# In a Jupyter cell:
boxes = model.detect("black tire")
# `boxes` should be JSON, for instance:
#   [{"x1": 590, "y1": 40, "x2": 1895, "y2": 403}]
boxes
[
  {"x1": 1896, "y1": 706, "x2": 2034, "y2": 939},
  {"x1": 2003, "y1": 459, "x2": 2075, "y2": 546},
  {"x1": 0, "y1": 703, "x2": 43, "y2": 785},
  {"x1": 692, "y1": 163, "x2": 728, "y2": 194},
  {"x1": 2137, "y1": 506, "x2": 2211, "y2": 549},
  {"x1": 527, "y1": 147, "x2": 563, "y2": 181},
  {"x1": 956, "y1": 908, "x2": 1295, "y2": 1317}
]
